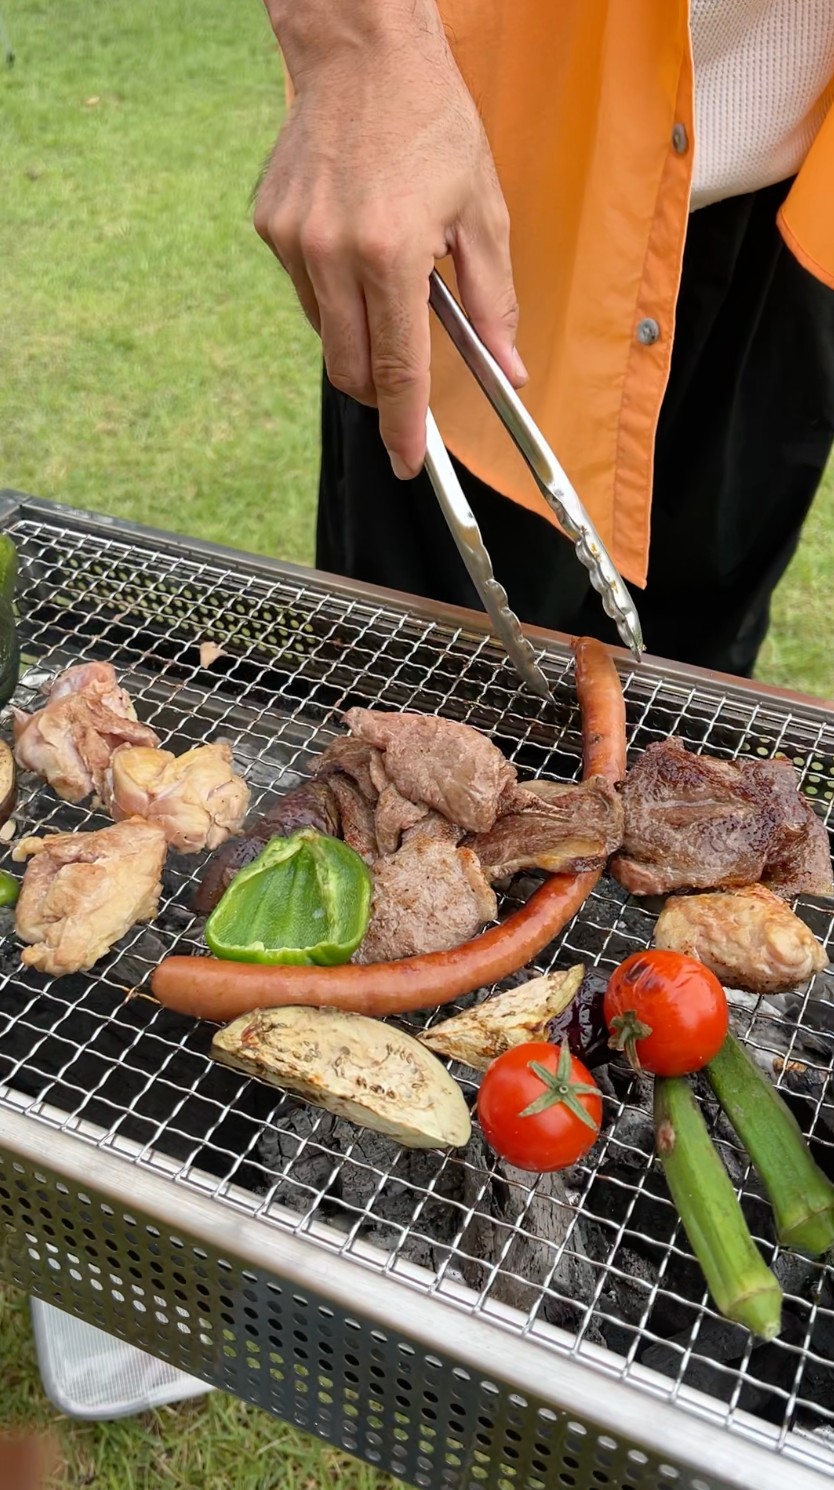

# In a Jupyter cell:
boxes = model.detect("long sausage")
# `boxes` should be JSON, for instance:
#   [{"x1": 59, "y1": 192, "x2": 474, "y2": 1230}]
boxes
[{"x1": 151, "y1": 637, "x2": 626, "y2": 1021}]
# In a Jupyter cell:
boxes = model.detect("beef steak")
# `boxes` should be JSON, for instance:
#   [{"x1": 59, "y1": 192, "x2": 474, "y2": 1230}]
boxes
[
  {"x1": 343, "y1": 708, "x2": 516, "y2": 833},
  {"x1": 611, "y1": 738, "x2": 833, "y2": 898}
]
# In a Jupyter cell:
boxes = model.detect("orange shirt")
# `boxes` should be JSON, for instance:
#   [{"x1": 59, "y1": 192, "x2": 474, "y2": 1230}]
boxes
[{"x1": 430, "y1": 1, "x2": 834, "y2": 587}]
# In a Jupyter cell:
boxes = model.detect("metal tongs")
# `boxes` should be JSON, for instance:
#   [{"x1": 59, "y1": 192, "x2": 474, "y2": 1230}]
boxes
[{"x1": 424, "y1": 270, "x2": 644, "y2": 700}]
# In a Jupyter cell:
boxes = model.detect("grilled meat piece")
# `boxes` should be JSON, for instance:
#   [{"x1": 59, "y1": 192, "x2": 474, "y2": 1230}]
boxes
[
  {"x1": 654, "y1": 884, "x2": 829, "y2": 995},
  {"x1": 13, "y1": 661, "x2": 159, "y2": 803},
  {"x1": 327, "y1": 773, "x2": 378, "y2": 862},
  {"x1": 354, "y1": 814, "x2": 497, "y2": 963},
  {"x1": 343, "y1": 708, "x2": 516, "y2": 834},
  {"x1": 317, "y1": 732, "x2": 429, "y2": 856},
  {"x1": 14, "y1": 818, "x2": 166, "y2": 976},
  {"x1": 103, "y1": 741, "x2": 250, "y2": 853},
  {"x1": 765, "y1": 811, "x2": 834, "y2": 901},
  {"x1": 192, "y1": 778, "x2": 340, "y2": 915},
  {"x1": 314, "y1": 736, "x2": 380, "y2": 802},
  {"x1": 374, "y1": 782, "x2": 428, "y2": 856},
  {"x1": 466, "y1": 775, "x2": 624, "y2": 880},
  {"x1": 611, "y1": 738, "x2": 834, "y2": 899}
]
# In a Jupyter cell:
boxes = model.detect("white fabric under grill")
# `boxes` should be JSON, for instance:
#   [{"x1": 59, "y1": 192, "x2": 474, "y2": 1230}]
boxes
[{"x1": 690, "y1": 0, "x2": 834, "y2": 209}]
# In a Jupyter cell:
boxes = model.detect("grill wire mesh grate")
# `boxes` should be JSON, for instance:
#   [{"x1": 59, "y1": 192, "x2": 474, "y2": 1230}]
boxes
[{"x1": 1, "y1": 500, "x2": 833, "y2": 1487}]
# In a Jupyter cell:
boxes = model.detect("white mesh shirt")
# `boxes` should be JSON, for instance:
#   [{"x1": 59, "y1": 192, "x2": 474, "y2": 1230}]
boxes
[{"x1": 690, "y1": 0, "x2": 834, "y2": 209}]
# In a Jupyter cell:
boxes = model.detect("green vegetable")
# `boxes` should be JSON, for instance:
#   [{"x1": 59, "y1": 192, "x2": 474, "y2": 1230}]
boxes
[
  {"x1": 205, "y1": 828, "x2": 372, "y2": 966},
  {"x1": 706, "y1": 1034, "x2": 834, "y2": 1256},
  {"x1": 0, "y1": 870, "x2": 18, "y2": 908},
  {"x1": 0, "y1": 535, "x2": 20, "y2": 708},
  {"x1": 654, "y1": 1076, "x2": 783, "y2": 1339}
]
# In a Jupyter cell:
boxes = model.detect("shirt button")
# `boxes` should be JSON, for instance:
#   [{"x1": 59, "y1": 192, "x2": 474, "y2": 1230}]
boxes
[
  {"x1": 636, "y1": 317, "x2": 660, "y2": 346},
  {"x1": 672, "y1": 122, "x2": 689, "y2": 154}
]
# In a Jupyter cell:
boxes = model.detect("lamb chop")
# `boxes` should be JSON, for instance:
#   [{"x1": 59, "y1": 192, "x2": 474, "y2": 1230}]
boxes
[
  {"x1": 13, "y1": 661, "x2": 159, "y2": 803},
  {"x1": 319, "y1": 724, "x2": 623, "y2": 875},
  {"x1": 611, "y1": 738, "x2": 833, "y2": 899},
  {"x1": 654, "y1": 884, "x2": 828, "y2": 995},
  {"x1": 465, "y1": 776, "x2": 623, "y2": 880},
  {"x1": 317, "y1": 740, "x2": 497, "y2": 958},
  {"x1": 14, "y1": 818, "x2": 167, "y2": 976},
  {"x1": 103, "y1": 741, "x2": 250, "y2": 853}
]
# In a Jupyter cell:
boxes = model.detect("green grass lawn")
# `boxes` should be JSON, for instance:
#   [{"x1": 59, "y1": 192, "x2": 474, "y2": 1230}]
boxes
[{"x1": 1, "y1": 1, "x2": 833, "y2": 1485}]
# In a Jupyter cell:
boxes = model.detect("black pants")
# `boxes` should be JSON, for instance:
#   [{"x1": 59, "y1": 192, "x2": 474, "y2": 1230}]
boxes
[{"x1": 316, "y1": 180, "x2": 834, "y2": 676}]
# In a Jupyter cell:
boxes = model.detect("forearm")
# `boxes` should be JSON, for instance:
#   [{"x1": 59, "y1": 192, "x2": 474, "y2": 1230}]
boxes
[{"x1": 263, "y1": 0, "x2": 446, "y2": 80}]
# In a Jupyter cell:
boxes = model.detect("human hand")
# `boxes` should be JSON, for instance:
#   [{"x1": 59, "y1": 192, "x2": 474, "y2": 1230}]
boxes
[{"x1": 256, "y1": 0, "x2": 525, "y2": 478}]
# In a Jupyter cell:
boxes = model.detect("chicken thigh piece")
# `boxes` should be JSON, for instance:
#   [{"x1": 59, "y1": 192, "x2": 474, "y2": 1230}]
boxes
[
  {"x1": 13, "y1": 818, "x2": 167, "y2": 977},
  {"x1": 654, "y1": 883, "x2": 828, "y2": 995},
  {"x1": 13, "y1": 662, "x2": 159, "y2": 802},
  {"x1": 103, "y1": 741, "x2": 249, "y2": 853}
]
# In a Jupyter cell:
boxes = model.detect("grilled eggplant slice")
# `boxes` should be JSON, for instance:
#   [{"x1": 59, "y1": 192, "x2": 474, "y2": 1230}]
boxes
[
  {"x1": 211, "y1": 1006, "x2": 471, "y2": 1149},
  {"x1": 419, "y1": 965, "x2": 586, "y2": 1072}
]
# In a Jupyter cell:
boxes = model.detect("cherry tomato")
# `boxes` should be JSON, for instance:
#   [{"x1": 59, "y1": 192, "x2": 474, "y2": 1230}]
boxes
[
  {"x1": 477, "y1": 1041, "x2": 602, "y2": 1172},
  {"x1": 603, "y1": 949, "x2": 728, "y2": 1076}
]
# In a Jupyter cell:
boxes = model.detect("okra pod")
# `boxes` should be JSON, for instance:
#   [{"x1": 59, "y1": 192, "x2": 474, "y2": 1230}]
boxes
[
  {"x1": 707, "y1": 1034, "x2": 834, "y2": 1256},
  {"x1": 654, "y1": 1076, "x2": 783, "y2": 1339}
]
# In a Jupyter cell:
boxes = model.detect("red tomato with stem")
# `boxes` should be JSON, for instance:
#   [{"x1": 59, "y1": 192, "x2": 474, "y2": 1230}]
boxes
[
  {"x1": 603, "y1": 949, "x2": 728, "y2": 1076},
  {"x1": 477, "y1": 1040, "x2": 602, "y2": 1172}
]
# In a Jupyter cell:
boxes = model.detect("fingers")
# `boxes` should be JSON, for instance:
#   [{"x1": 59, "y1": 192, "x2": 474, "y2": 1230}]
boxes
[
  {"x1": 300, "y1": 231, "x2": 374, "y2": 403},
  {"x1": 318, "y1": 289, "x2": 373, "y2": 406},
  {"x1": 254, "y1": 177, "x2": 322, "y2": 333},
  {"x1": 453, "y1": 196, "x2": 527, "y2": 387},
  {"x1": 259, "y1": 197, "x2": 430, "y2": 466},
  {"x1": 364, "y1": 248, "x2": 433, "y2": 478},
  {"x1": 275, "y1": 242, "x2": 322, "y2": 335}
]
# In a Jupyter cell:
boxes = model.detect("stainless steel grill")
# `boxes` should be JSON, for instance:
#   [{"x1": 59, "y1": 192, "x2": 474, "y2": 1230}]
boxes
[{"x1": 1, "y1": 491, "x2": 833, "y2": 1490}]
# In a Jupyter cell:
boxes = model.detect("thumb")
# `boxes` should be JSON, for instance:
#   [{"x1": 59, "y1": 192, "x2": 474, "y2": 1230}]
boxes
[{"x1": 451, "y1": 209, "x2": 527, "y2": 388}]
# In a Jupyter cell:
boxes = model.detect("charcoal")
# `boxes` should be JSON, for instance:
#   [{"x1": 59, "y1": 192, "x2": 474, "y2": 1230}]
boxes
[
  {"x1": 784, "y1": 985, "x2": 834, "y2": 1041},
  {"x1": 612, "y1": 897, "x2": 656, "y2": 939},
  {"x1": 108, "y1": 928, "x2": 172, "y2": 986},
  {"x1": 596, "y1": 1244, "x2": 664, "y2": 1326},
  {"x1": 258, "y1": 1109, "x2": 468, "y2": 1270},
  {"x1": 745, "y1": 997, "x2": 833, "y2": 1063},
  {"x1": 457, "y1": 1133, "x2": 600, "y2": 1325},
  {"x1": 153, "y1": 902, "x2": 196, "y2": 935},
  {"x1": 643, "y1": 1319, "x2": 772, "y2": 1410},
  {"x1": 792, "y1": 1422, "x2": 834, "y2": 1457},
  {"x1": 259, "y1": 1106, "x2": 348, "y2": 1217},
  {"x1": 710, "y1": 1110, "x2": 760, "y2": 1189},
  {"x1": 771, "y1": 1248, "x2": 822, "y2": 1299}
]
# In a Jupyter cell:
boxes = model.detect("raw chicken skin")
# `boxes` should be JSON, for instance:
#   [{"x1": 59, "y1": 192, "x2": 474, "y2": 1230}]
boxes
[
  {"x1": 13, "y1": 662, "x2": 159, "y2": 803},
  {"x1": 654, "y1": 884, "x2": 828, "y2": 995},
  {"x1": 13, "y1": 819, "x2": 167, "y2": 977},
  {"x1": 103, "y1": 741, "x2": 250, "y2": 853}
]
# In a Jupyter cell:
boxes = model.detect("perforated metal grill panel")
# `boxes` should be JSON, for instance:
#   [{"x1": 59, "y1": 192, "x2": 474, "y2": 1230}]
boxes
[
  {"x1": 0, "y1": 494, "x2": 833, "y2": 1490},
  {"x1": 0, "y1": 1138, "x2": 712, "y2": 1490}
]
